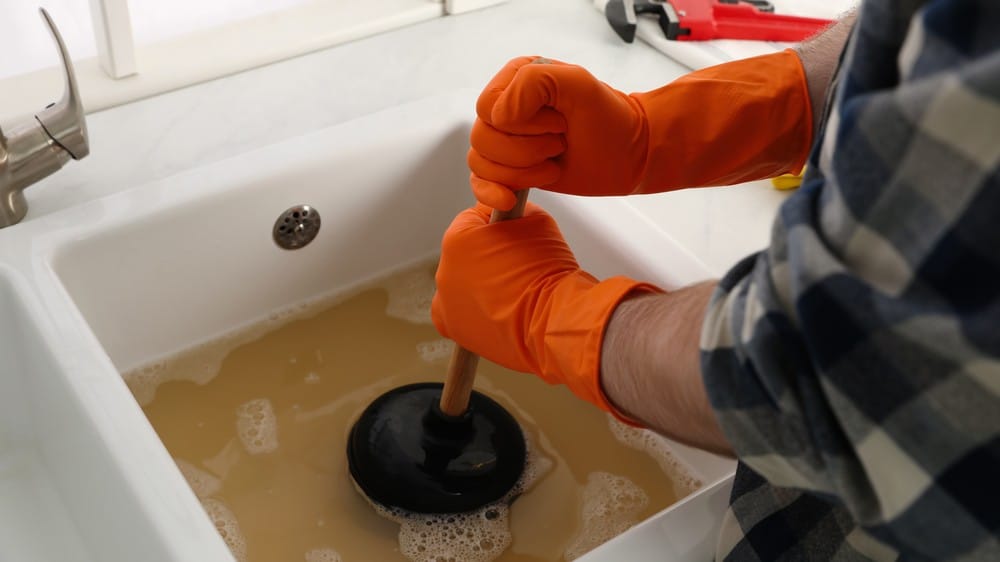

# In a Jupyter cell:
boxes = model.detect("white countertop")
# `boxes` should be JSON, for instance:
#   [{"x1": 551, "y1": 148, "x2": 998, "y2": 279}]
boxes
[{"x1": 17, "y1": 0, "x2": 788, "y2": 277}]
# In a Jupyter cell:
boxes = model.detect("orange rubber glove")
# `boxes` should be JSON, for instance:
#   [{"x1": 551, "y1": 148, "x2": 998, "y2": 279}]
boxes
[
  {"x1": 431, "y1": 201, "x2": 661, "y2": 419},
  {"x1": 469, "y1": 50, "x2": 813, "y2": 210}
]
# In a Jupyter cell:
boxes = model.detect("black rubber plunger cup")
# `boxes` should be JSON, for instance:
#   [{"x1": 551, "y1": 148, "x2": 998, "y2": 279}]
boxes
[{"x1": 347, "y1": 191, "x2": 531, "y2": 514}]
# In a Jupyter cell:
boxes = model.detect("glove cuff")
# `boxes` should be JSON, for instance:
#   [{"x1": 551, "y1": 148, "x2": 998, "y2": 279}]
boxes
[
  {"x1": 631, "y1": 48, "x2": 814, "y2": 193},
  {"x1": 531, "y1": 274, "x2": 663, "y2": 426}
]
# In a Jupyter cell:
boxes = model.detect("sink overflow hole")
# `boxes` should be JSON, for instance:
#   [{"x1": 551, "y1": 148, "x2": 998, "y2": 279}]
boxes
[{"x1": 273, "y1": 205, "x2": 320, "y2": 250}]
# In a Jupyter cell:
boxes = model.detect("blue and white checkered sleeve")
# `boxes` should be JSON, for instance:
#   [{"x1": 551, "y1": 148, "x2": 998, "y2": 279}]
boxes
[{"x1": 700, "y1": 1, "x2": 1000, "y2": 558}]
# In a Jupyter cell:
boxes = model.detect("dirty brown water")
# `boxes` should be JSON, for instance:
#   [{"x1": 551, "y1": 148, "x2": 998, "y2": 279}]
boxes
[{"x1": 124, "y1": 261, "x2": 700, "y2": 562}]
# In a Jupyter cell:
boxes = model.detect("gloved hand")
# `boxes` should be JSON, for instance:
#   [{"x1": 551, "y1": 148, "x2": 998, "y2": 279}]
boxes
[
  {"x1": 470, "y1": 50, "x2": 813, "y2": 210},
  {"x1": 431, "y1": 201, "x2": 661, "y2": 419}
]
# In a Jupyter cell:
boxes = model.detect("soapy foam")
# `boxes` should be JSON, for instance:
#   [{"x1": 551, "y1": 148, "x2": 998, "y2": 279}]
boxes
[
  {"x1": 416, "y1": 338, "x2": 454, "y2": 363},
  {"x1": 380, "y1": 504, "x2": 512, "y2": 562},
  {"x1": 304, "y1": 548, "x2": 342, "y2": 562},
  {"x1": 123, "y1": 328, "x2": 266, "y2": 406},
  {"x1": 608, "y1": 416, "x2": 703, "y2": 495},
  {"x1": 122, "y1": 263, "x2": 440, "y2": 405},
  {"x1": 175, "y1": 458, "x2": 222, "y2": 498},
  {"x1": 124, "y1": 360, "x2": 168, "y2": 406},
  {"x1": 236, "y1": 398, "x2": 279, "y2": 455},
  {"x1": 201, "y1": 498, "x2": 247, "y2": 562},
  {"x1": 382, "y1": 265, "x2": 437, "y2": 324},
  {"x1": 564, "y1": 472, "x2": 649, "y2": 561},
  {"x1": 367, "y1": 441, "x2": 553, "y2": 562}
]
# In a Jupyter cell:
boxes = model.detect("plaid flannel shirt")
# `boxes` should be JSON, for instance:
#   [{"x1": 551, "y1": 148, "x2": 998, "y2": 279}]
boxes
[{"x1": 700, "y1": 0, "x2": 1000, "y2": 560}]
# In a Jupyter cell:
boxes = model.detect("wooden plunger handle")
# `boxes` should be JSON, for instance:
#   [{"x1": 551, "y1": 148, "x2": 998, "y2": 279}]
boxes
[{"x1": 438, "y1": 189, "x2": 530, "y2": 417}]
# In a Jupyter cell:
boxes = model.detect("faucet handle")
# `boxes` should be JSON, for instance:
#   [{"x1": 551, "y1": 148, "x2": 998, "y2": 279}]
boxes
[{"x1": 35, "y1": 7, "x2": 89, "y2": 160}]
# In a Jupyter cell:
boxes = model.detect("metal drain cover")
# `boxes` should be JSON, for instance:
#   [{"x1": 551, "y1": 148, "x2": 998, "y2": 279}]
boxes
[{"x1": 273, "y1": 205, "x2": 320, "y2": 250}]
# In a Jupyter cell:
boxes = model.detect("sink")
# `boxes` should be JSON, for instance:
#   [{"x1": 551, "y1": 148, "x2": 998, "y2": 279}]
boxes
[
  {"x1": 5, "y1": 92, "x2": 735, "y2": 561},
  {"x1": 0, "y1": 266, "x2": 216, "y2": 561},
  {"x1": 0, "y1": 267, "x2": 92, "y2": 561}
]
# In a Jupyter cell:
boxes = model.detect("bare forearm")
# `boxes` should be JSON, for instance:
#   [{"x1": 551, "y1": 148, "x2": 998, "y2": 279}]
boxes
[
  {"x1": 795, "y1": 9, "x2": 858, "y2": 132},
  {"x1": 600, "y1": 282, "x2": 733, "y2": 456}
]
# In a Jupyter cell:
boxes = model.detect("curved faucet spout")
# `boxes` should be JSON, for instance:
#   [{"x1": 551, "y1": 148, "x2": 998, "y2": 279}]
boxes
[{"x1": 0, "y1": 8, "x2": 89, "y2": 228}]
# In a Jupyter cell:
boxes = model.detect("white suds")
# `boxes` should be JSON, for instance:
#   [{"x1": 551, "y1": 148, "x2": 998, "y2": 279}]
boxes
[
  {"x1": 416, "y1": 339, "x2": 454, "y2": 363},
  {"x1": 608, "y1": 416, "x2": 703, "y2": 495},
  {"x1": 236, "y1": 398, "x2": 279, "y2": 455},
  {"x1": 201, "y1": 498, "x2": 247, "y2": 562},
  {"x1": 564, "y1": 472, "x2": 649, "y2": 560},
  {"x1": 175, "y1": 458, "x2": 221, "y2": 498},
  {"x1": 382, "y1": 266, "x2": 436, "y2": 324}
]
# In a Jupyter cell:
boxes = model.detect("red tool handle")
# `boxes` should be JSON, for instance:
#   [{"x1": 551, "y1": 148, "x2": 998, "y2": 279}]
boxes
[{"x1": 673, "y1": 0, "x2": 832, "y2": 42}]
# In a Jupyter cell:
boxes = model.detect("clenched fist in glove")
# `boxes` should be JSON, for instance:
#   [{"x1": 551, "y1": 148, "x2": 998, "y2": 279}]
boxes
[
  {"x1": 470, "y1": 50, "x2": 813, "y2": 210},
  {"x1": 431, "y1": 202, "x2": 661, "y2": 420}
]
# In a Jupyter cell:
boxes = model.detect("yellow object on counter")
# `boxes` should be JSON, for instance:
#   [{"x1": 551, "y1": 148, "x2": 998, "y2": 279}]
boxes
[{"x1": 772, "y1": 167, "x2": 807, "y2": 190}]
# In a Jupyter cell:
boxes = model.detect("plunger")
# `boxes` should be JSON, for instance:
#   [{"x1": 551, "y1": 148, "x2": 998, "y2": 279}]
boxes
[{"x1": 347, "y1": 190, "x2": 530, "y2": 514}]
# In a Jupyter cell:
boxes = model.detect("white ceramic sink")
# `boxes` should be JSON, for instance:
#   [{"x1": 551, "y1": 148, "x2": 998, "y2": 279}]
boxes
[
  {"x1": 0, "y1": 266, "x2": 203, "y2": 561},
  {"x1": 1, "y1": 92, "x2": 735, "y2": 561},
  {"x1": 0, "y1": 267, "x2": 94, "y2": 562}
]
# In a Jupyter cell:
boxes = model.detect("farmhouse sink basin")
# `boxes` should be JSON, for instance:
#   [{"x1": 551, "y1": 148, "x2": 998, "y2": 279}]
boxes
[
  {"x1": 0, "y1": 267, "x2": 96, "y2": 562},
  {"x1": 1, "y1": 92, "x2": 735, "y2": 561},
  {"x1": 0, "y1": 266, "x2": 215, "y2": 561}
]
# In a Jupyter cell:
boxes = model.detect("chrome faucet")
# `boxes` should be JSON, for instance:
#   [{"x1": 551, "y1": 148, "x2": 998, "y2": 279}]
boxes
[{"x1": 0, "y1": 8, "x2": 89, "y2": 228}]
